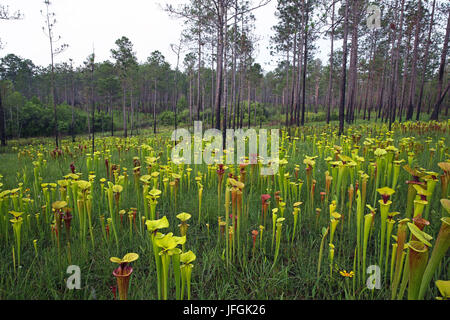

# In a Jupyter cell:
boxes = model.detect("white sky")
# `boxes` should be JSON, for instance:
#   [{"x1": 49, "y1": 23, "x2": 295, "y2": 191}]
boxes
[{"x1": 0, "y1": 0, "x2": 330, "y2": 72}]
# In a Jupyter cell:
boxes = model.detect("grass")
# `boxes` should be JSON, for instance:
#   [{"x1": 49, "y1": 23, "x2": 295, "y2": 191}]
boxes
[{"x1": 0, "y1": 120, "x2": 448, "y2": 300}]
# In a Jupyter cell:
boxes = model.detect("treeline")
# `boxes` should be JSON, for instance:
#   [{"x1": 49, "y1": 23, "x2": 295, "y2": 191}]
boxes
[
  {"x1": 269, "y1": 0, "x2": 450, "y2": 133},
  {"x1": 0, "y1": 92, "x2": 114, "y2": 138},
  {"x1": 0, "y1": 0, "x2": 449, "y2": 146}
]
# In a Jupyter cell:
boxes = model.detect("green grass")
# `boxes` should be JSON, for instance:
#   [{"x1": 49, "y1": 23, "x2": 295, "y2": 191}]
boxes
[{"x1": 0, "y1": 120, "x2": 448, "y2": 300}]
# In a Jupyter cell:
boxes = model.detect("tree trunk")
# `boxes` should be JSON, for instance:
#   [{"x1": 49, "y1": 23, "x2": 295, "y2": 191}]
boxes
[
  {"x1": 123, "y1": 84, "x2": 127, "y2": 138},
  {"x1": 197, "y1": 17, "x2": 202, "y2": 122},
  {"x1": 247, "y1": 80, "x2": 251, "y2": 128},
  {"x1": 431, "y1": 82, "x2": 450, "y2": 119},
  {"x1": 405, "y1": 0, "x2": 422, "y2": 121},
  {"x1": 388, "y1": 0, "x2": 405, "y2": 130},
  {"x1": 223, "y1": 8, "x2": 228, "y2": 147},
  {"x1": 211, "y1": 43, "x2": 215, "y2": 129},
  {"x1": 430, "y1": 10, "x2": 450, "y2": 120},
  {"x1": 111, "y1": 98, "x2": 114, "y2": 137},
  {"x1": 0, "y1": 87, "x2": 5, "y2": 146},
  {"x1": 300, "y1": 0, "x2": 309, "y2": 126},
  {"x1": 290, "y1": 31, "x2": 297, "y2": 126},
  {"x1": 416, "y1": 0, "x2": 435, "y2": 121},
  {"x1": 130, "y1": 88, "x2": 134, "y2": 136},
  {"x1": 314, "y1": 74, "x2": 320, "y2": 113},
  {"x1": 326, "y1": 0, "x2": 335, "y2": 124},
  {"x1": 91, "y1": 61, "x2": 95, "y2": 154},
  {"x1": 295, "y1": 30, "x2": 303, "y2": 126},
  {"x1": 285, "y1": 48, "x2": 290, "y2": 127},
  {"x1": 172, "y1": 41, "x2": 181, "y2": 133},
  {"x1": 51, "y1": 63, "x2": 58, "y2": 148},
  {"x1": 363, "y1": 31, "x2": 377, "y2": 121},
  {"x1": 189, "y1": 71, "x2": 193, "y2": 125},
  {"x1": 240, "y1": 39, "x2": 246, "y2": 129},
  {"x1": 232, "y1": 1, "x2": 238, "y2": 130},
  {"x1": 254, "y1": 86, "x2": 258, "y2": 125},
  {"x1": 338, "y1": 0, "x2": 349, "y2": 135},
  {"x1": 153, "y1": 80, "x2": 157, "y2": 134},
  {"x1": 347, "y1": 0, "x2": 359, "y2": 124},
  {"x1": 47, "y1": 13, "x2": 59, "y2": 149},
  {"x1": 237, "y1": 60, "x2": 243, "y2": 129},
  {"x1": 214, "y1": 1, "x2": 224, "y2": 131},
  {"x1": 398, "y1": 26, "x2": 412, "y2": 121},
  {"x1": 71, "y1": 63, "x2": 75, "y2": 142}
]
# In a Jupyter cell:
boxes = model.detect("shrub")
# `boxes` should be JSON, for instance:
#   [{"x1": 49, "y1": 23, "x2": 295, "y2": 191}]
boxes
[
  {"x1": 158, "y1": 110, "x2": 175, "y2": 126},
  {"x1": 4, "y1": 95, "x2": 113, "y2": 138}
]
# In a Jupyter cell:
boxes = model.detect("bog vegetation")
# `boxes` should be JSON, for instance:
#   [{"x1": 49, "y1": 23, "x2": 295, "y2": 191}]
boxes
[
  {"x1": 0, "y1": 121, "x2": 449, "y2": 300},
  {"x1": 0, "y1": 0, "x2": 449, "y2": 301}
]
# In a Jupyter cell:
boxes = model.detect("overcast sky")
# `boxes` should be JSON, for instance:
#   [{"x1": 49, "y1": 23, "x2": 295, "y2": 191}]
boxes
[{"x1": 0, "y1": 0, "x2": 330, "y2": 72}]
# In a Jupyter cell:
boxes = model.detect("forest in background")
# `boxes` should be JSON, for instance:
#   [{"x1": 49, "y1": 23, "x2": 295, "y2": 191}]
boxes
[{"x1": 0, "y1": 0, "x2": 449, "y2": 146}]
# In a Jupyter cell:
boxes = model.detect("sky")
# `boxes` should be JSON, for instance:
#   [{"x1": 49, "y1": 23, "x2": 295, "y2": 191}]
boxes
[{"x1": 0, "y1": 0, "x2": 330, "y2": 73}]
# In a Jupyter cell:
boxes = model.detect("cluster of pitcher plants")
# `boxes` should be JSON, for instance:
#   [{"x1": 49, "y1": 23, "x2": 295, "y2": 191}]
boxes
[{"x1": 0, "y1": 120, "x2": 449, "y2": 300}]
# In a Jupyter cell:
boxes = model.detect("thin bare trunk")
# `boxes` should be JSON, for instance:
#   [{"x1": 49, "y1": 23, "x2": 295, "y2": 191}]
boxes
[
  {"x1": 0, "y1": 88, "x2": 5, "y2": 146},
  {"x1": 430, "y1": 10, "x2": 450, "y2": 120},
  {"x1": 300, "y1": 0, "x2": 309, "y2": 126},
  {"x1": 388, "y1": 0, "x2": 405, "y2": 129},
  {"x1": 290, "y1": 31, "x2": 297, "y2": 126},
  {"x1": 285, "y1": 49, "x2": 290, "y2": 127},
  {"x1": 399, "y1": 27, "x2": 412, "y2": 121},
  {"x1": 197, "y1": 18, "x2": 202, "y2": 122},
  {"x1": 153, "y1": 80, "x2": 157, "y2": 134},
  {"x1": 223, "y1": 9, "x2": 228, "y2": 146},
  {"x1": 339, "y1": 0, "x2": 349, "y2": 135},
  {"x1": 406, "y1": 0, "x2": 422, "y2": 121},
  {"x1": 247, "y1": 80, "x2": 251, "y2": 128},
  {"x1": 416, "y1": 0, "x2": 435, "y2": 121},
  {"x1": 326, "y1": 1, "x2": 335, "y2": 124},
  {"x1": 123, "y1": 85, "x2": 127, "y2": 138}
]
